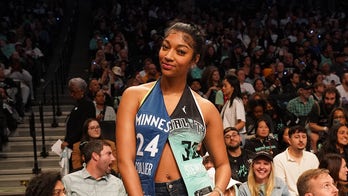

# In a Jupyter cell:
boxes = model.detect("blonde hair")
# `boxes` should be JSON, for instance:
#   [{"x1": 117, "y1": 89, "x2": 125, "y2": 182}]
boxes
[{"x1": 247, "y1": 160, "x2": 275, "y2": 196}]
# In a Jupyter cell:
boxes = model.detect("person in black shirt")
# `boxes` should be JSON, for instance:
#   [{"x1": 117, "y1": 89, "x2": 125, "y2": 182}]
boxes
[
  {"x1": 61, "y1": 78, "x2": 96, "y2": 150},
  {"x1": 244, "y1": 117, "x2": 280, "y2": 156},
  {"x1": 223, "y1": 127, "x2": 254, "y2": 183}
]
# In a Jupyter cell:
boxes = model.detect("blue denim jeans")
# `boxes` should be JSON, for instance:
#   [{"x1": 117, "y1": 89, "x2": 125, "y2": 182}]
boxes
[{"x1": 155, "y1": 178, "x2": 188, "y2": 196}]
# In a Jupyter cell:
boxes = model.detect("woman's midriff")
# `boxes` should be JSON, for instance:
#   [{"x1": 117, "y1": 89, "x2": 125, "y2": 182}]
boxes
[{"x1": 154, "y1": 143, "x2": 182, "y2": 182}]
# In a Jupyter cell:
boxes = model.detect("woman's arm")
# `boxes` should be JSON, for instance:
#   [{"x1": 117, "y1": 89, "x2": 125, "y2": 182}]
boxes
[
  {"x1": 200, "y1": 97, "x2": 230, "y2": 192},
  {"x1": 116, "y1": 86, "x2": 144, "y2": 195}
]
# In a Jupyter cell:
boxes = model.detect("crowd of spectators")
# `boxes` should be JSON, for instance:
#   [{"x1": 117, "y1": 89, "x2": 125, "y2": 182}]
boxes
[
  {"x1": 0, "y1": 0, "x2": 65, "y2": 151},
  {"x1": 2, "y1": 0, "x2": 348, "y2": 194},
  {"x1": 83, "y1": 0, "x2": 348, "y2": 194}
]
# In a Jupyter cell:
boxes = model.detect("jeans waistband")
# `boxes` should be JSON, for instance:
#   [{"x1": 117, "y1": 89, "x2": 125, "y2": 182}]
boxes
[{"x1": 155, "y1": 178, "x2": 184, "y2": 187}]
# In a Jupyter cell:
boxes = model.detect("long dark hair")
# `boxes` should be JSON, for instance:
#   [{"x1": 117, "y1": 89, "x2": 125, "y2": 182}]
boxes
[
  {"x1": 318, "y1": 123, "x2": 348, "y2": 159},
  {"x1": 81, "y1": 118, "x2": 103, "y2": 142},
  {"x1": 319, "y1": 153, "x2": 344, "y2": 182},
  {"x1": 25, "y1": 171, "x2": 62, "y2": 196},
  {"x1": 224, "y1": 74, "x2": 242, "y2": 107}
]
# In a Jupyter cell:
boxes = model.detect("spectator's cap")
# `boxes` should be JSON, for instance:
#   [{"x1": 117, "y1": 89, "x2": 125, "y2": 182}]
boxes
[
  {"x1": 112, "y1": 66, "x2": 122, "y2": 76},
  {"x1": 150, "y1": 29, "x2": 157, "y2": 37},
  {"x1": 253, "y1": 45, "x2": 264, "y2": 53},
  {"x1": 287, "y1": 35, "x2": 297, "y2": 43},
  {"x1": 298, "y1": 81, "x2": 312, "y2": 90},
  {"x1": 15, "y1": 41, "x2": 23, "y2": 46},
  {"x1": 252, "y1": 151, "x2": 273, "y2": 162},
  {"x1": 220, "y1": 55, "x2": 230, "y2": 64},
  {"x1": 223, "y1": 127, "x2": 239, "y2": 135}
]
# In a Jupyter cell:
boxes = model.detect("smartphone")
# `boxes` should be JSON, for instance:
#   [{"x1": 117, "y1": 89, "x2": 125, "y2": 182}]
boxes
[{"x1": 194, "y1": 186, "x2": 212, "y2": 196}]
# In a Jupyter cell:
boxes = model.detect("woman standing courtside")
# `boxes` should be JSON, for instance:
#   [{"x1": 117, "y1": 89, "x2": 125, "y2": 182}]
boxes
[{"x1": 116, "y1": 21, "x2": 230, "y2": 195}]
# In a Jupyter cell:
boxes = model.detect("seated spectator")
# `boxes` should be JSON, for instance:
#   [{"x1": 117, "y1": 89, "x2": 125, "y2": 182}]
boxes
[
  {"x1": 307, "y1": 86, "x2": 341, "y2": 152},
  {"x1": 86, "y1": 78, "x2": 101, "y2": 100},
  {"x1": 22, "y1": 36, "x2": 45, "y2": 85},
  {"x1": 253, "y1": 78, "x2": 270, "y2": 97},
  {"x1": 238, "y1": 151, "x2": 289, "y2": 196},
  {"x1": 317, "y1": 123, "x2": 348, "y2": 164},
  {"x1": 202, "y1": 66, "x2": 222, "y2": 106},
  {"x1": 5, "y1": 51, "x2": 33, "y2": 113},
  {"x1": 0, "y1": 88, "x2": 19, "y2": 133},
  {"x1": 318, "y1": 153, "x2": 348, "y2": 195},
  {"x1": 273, "y1": 125, "x2": 319, "y2": 196},
  {"x1": 245, "y1": 98, "x2": 273, "y2": 136},
  {"x1": 297, "y1": 169, "x2": 338, "y2": 196},
  {"x1": 283, "y1": 72, "x2": 301, "y2": 102},
  {"x1": 188, "y1": 78, "x2": 204, "y2": 97},
  {"x1": 224, "y1": 127, "x2": 254, "y2": 183},
  {"x1": 328, "y1": 107, "x2": 348, "y2": 127},
  {"x1": 236, "y1": 68, "x2": 255, "y2": 95},
  {"x1": 311, "y1": 82, "x2": 325, "y2": 102},
  {"x1": 265, "y1": 97, "x2": 299, "y2": 138},
  {"x1": 244, "y1": 118, "x2": 280, "y2": 156},
  {"x1": 139, "y1": 63, "x2": 160, "y2": 83},
  {"x1": 90, "y1": 49, "x2": 106, "y2": 79},
  {"x1": 286, "y1": 82, "x2": 315, "y2": 126},
  {"x1": 71, "y1": 118, "x2": 117, "y2": 174},
  {"x1": 321, "y1": 62, "x2": 341, "y2": 87},
  {"x1": 25, "y1": 171, "x2": 65, "y2": 196},
  {"x1": 63, "y1": 140, "x2": 126, "y2": 195},
  {"x1": 110, "y1": 66, "x2": 125, "y2": 97},
  {"x1": 0, "y1": 65, "x2": 21, "y2": 124},
  {"x1": 94, "y1": 89, "x2": 116, "y2": 122}
]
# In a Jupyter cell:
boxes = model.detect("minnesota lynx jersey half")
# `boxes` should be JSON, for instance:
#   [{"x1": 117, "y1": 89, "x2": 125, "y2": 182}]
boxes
[{"x1": 135, "y1": 80, "x2": 213, "y2": 196}]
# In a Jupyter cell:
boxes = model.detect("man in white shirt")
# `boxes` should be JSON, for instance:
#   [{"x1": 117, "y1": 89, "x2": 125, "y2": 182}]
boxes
[
  {"x1": 236, "y1": 68, "x2": 255, "y2": 95},
  {"x1": 273, "y1": 125, "x2": 319, "y2": 196},
  {"x1": 336, "y1": 71, "x2": 348, "y2": 107}
]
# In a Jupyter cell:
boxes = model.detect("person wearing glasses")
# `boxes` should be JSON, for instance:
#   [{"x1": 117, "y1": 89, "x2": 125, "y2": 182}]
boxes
[
  {"x1": 71, "y1": 118, "x2": 117, "y2": 175},
  {"x1": 25, "y1": 171, "x2": 66, "y2": 196},
  {"x1": 297, "y1": 169, "x2": 338, "y2": 196},
  {"x1": 224, "y1": 126, "x2": 254, "y2": 183}
]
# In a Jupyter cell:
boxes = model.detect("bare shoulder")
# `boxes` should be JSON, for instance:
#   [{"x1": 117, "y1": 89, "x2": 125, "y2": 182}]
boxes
[{"x1": 122, "y1": 82, "x2": 156, "y2": 100}]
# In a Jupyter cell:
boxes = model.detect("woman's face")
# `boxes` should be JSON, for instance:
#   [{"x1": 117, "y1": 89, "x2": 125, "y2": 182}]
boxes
[
  {"x1": 337, "y1": 125, "x2": 348, "y2": 147},
  {"x1": 95, "y1": 90, "x2": 105, "y2": 105},
  {"x1": 222, "y1": 79, "x2": 234, "y2": 98},
  {"x1": 339, "y1": 158, "x2": 348, "y2": 181},
  {"x1": 159, "y1": 31, "x2": 196, "y2": 78},
  {"x1": 254, "y1": 80, "x2": 264, "y2": 92},
  {"x1": 253, "y1": 159, "x2": 272, "y2": 184},
  {"x1": 253, "y1": 105, "x2": 264, "y2": 119},
  {"x1": 254, "y1": 64, "x2": 261, "y2": 74},
  {"x1": 87, "y1": 120, "x2": 101, "y2": 139},
  {"x1": 53, "y1": 180, "x2": 66, "y2": 196},
  {"x1": 256, "y1": 120, "x2": 269, "y2": 138},
  {"x1": 212, "y1": 70, "x2": 220, "y2": 82},
  {"x1": 333, "y1": 110, "x2": 347, "y2": 125}
]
